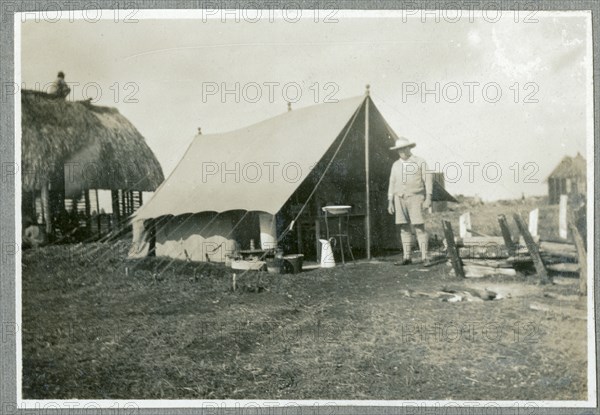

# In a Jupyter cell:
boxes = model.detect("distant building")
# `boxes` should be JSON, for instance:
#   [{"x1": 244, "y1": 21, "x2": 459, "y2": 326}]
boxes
[{"x1": 547, "y1": 153, "x2": 586, "y2": 204}]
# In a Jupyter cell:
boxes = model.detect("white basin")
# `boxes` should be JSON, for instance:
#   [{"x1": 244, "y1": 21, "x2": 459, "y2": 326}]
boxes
[{"x1": 322, "y1": 205, "x2": 352, "y2": 215}]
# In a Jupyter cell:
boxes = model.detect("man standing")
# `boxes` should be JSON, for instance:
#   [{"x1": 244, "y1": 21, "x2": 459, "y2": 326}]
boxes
[{"x1": 387, "y1": 136, "x2": 433, "y2": 265}]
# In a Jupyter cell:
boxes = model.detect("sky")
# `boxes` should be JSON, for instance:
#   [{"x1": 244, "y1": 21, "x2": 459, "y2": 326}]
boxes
[{"x1": 19, "y1": 10, "x2": 591, "y2": 201}]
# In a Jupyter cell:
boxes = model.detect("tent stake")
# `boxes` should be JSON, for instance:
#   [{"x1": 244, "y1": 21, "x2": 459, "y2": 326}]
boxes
[{"x1": 364, "y1": 85, "x2": 371, "y2": 260}]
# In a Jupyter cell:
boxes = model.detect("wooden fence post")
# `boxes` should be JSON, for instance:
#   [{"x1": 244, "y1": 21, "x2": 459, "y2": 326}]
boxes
[
  {"x1": 559, "y1": 195, "x2": 568, "y2": 239},
  {"x1": 528, "y1": 208, "x2": 539, "y2": 237},
  {"x1": 459, "y1": 212, "x2": 472, "y2": 238},
  {"x1": 442, "y1": 220, "x2": 464, "y2": 278},
  {"x1": 569, "y1": 219, "x2": 587, "y2": 296},
  {"x1": 513, "y1": 213, "x2": 549, "y2": 284},
  {"x1": 497, "y1": 214, "x2": 516, "y2": 255}
]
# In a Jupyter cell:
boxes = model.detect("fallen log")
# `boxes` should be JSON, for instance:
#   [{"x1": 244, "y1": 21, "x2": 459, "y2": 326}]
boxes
[
  {"x1": 547, "y1": 263, "x2": 580, "y2": 274},
  {"x1": 459, "y1": 245, "x2": 510, "y2": 259},
  {"x1": 441, "y1": 292, "x2": 484, "y2": 302},
  {"x1": 455, "y1": 236, "x2": 505, "y2": 246},
  {"x1": 457, "y1": 235, "x2": 541, "y2": 247},
  {"x1": 465, "y1": 265, "x2": 517, "y2": 278},
  {"x1": 462, "y1": 259, "x2": 515, "y2": 268},
  {"x1": 443, "y1": 287, "x2": 498, "y2": 300},
  {"x1": 422, "y1": 256, "x2": 447, "y2": 267},
  {"x1": 552, "y1": 276, "x2": 578, "y2": 286},
  {"x1": 540, "y1": 251, "x2": 578, "y2": 261},
  {"x1": 506, "y1": 255, "x2": 534, "y2": 265},
  {"x1": 540, "y1": 241, "x2": 577, "y2": 254},
  {"x1": 450, "y1": 264, "x2": 517, "y2": 278},
  {"x1": 467, "y1": 229, "x2": 492, "y2": 237}
]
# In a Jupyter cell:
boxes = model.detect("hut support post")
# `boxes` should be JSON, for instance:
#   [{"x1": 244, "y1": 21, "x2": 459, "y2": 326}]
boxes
[
  {"x1": 129, "y1": 191, "x2": 134, "y2": 215},
  {"x1": 122, "y1": 190, "x2": 129, "y2": 216},
  {"x1": 111, "y1": 190, "x2": 120, "y2": 230},
  {"x1": 364, "y1": 88, "x2": 371, "y2": 260},
  {"x1": 95, "y1": 189, "x2": 101, "y2": 236},
  {"x1": 84, "y1": 190, "x2": 91, "y2": 235},
  {"x1": 41, "y1": 181, "x2": 52, "y2": 235}
]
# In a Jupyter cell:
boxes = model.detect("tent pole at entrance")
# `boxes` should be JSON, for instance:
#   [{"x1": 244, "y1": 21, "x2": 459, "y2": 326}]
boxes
[{"x1": 364, "y1": 85, "x2": 371, "y2": 260}]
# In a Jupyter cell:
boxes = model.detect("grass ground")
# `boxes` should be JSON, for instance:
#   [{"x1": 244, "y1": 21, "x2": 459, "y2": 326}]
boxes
[{"x1": 22, "y1": 234, "x2": 588, "y2": 400}]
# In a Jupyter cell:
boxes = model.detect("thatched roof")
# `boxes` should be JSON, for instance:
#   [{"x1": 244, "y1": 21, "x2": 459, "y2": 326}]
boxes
[
  {"x1": 21, "y1": 90, "x2": 164, "y2": 193},
  {"x1": 548, "y1": 153, "x2": 586, "y2": 180}
]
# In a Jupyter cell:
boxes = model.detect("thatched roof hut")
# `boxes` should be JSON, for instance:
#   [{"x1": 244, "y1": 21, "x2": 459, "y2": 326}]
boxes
[
  {"x1": 548, "y1": 153, "x2": 586, "y2": 180},
  {"x1": 21, "y1": 89, "x2": 164, "y2": 237},
  {"x1": 21, "y1": 89, "x2": 164, "y2": 193},
  {"x1": 547, "y1": 153, "x2": 586, "y2": 204}
]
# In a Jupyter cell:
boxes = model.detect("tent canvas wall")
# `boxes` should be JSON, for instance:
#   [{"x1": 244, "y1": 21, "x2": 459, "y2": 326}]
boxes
[{"x1": 130, "y1": 94, "x2": 456, "y2": 262}]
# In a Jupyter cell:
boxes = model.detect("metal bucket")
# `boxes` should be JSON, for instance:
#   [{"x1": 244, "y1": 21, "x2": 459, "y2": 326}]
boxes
[{"x1": 283, "y1": 254, "x2": 304, "y2": 274}]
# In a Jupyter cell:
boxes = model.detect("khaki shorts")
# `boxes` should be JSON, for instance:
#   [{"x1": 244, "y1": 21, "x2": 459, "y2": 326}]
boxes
[{"x1": 394, "y1": 194, "x2": 425, "y2": 225}]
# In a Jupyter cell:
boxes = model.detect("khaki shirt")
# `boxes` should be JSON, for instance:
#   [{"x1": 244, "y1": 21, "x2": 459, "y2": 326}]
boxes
[{"x1": 388, "y1": 155, "x2": 433, "y2": 201}]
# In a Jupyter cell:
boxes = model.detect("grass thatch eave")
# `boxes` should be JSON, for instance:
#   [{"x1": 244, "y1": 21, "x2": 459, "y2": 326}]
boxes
[{"x1": 21, "y1": 90, "x2": 164, "y2": 193}]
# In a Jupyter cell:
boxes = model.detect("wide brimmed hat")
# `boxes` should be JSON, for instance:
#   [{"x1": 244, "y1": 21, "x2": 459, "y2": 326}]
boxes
[{"x1": 390, "y1": 136, "x2": 416, "y2": 150}]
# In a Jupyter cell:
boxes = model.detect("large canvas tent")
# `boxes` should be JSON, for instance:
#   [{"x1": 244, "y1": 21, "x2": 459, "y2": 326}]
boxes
[{"x1": 129, "y1": 93, "x2": 456, "y2": 262}]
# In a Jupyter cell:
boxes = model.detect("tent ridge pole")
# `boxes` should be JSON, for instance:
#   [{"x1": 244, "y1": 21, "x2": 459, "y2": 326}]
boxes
[{"x1": 364, "y1": 86, "x2": 371, "y2": 260}]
